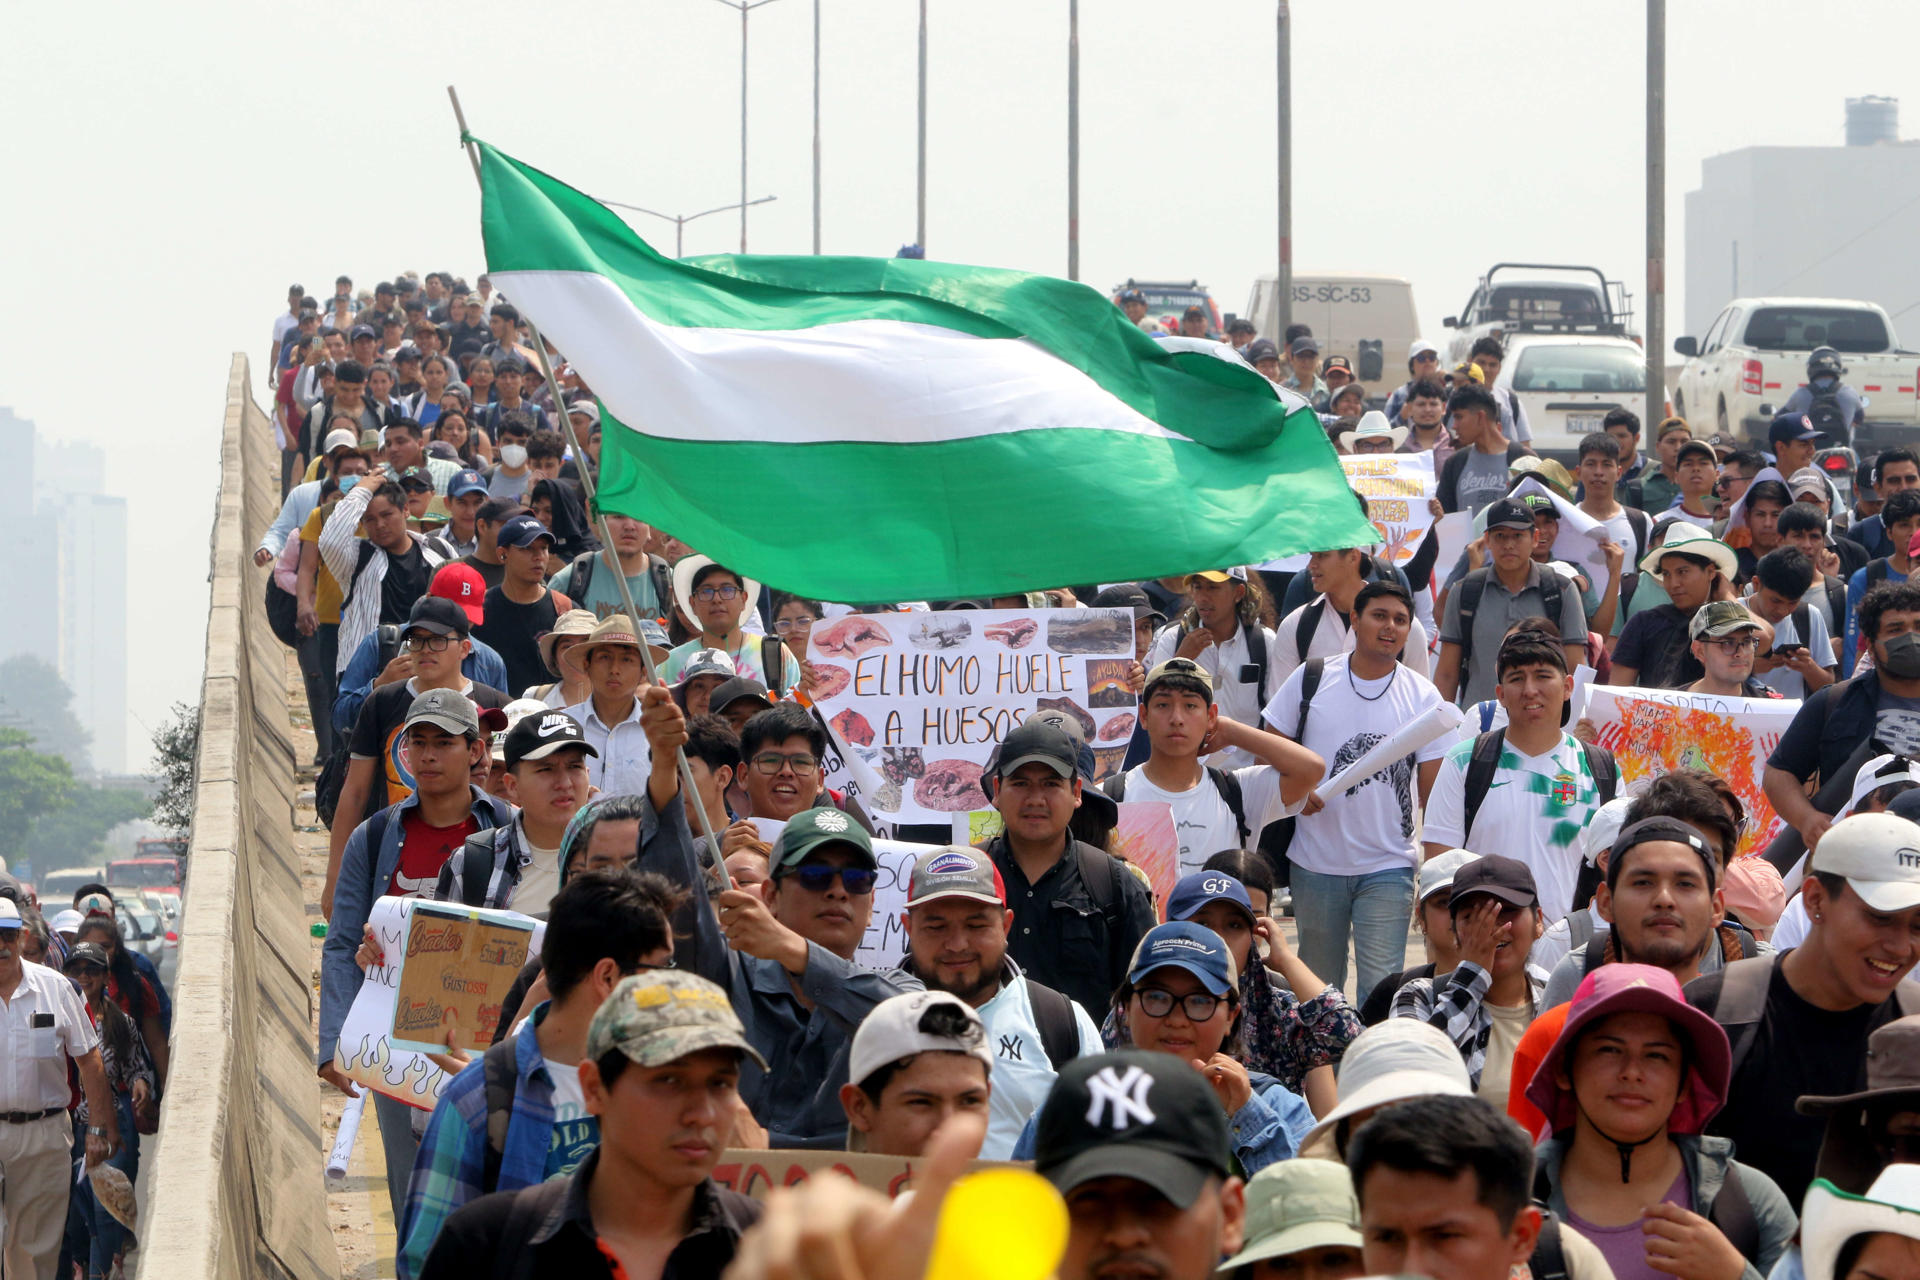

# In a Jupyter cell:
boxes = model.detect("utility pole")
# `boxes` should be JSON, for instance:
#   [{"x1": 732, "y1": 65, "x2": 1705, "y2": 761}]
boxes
[
  {"x1": 813, "y1": 0, "x2": 822, "y2": 253},
  {"x1": 917, "y1": 0, "x2": 928, "y2": 254},
  {"x1": 1276, "y1": 2, "x2": 1292, "y2": 338},
  {"x1": 1067, "y1": 0, "x2": 1079, "y2": 280},
  {"x1": 598, "y1": 195, "x2": 778, "y2": 258},
  {"x1": 1646, "y1": 0, "x2": 1666, "y2": 425},
  {"x1": 712, "y1": 0, "x2": 781, "y2": 253}
]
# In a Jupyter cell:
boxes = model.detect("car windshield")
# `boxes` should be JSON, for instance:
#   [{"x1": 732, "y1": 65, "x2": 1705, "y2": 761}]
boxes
[
  {"x1": 1512, "y1": 345, "x2": 1647, "y2": 393},
  {"x1": 1741, "y1": 307, "x2": 1890, "y2": 354},
  {"x1": 107, "y1": 862, "x2": 177, "y2": 888},
  {"x1": 1484, "y1": 285, "x2": 1607, "y2": 323}
]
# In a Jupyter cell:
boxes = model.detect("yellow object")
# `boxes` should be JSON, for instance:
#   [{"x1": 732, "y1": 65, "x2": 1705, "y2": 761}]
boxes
[{"x1": 926, "y1": 1169, "x2": 1068, "y2": 1280}]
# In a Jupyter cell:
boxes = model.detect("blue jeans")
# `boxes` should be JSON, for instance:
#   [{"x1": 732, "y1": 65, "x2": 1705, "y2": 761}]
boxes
[
  {"x1": 61, "y1": 1092, "x2": 140, "y2": 1280},
  {"x1": 373, "y1": 1089, "x2": 422, "y2": 1227},
  {"x1": 1289, "y1": 865, "x2": 1416, "y2": 1002}
]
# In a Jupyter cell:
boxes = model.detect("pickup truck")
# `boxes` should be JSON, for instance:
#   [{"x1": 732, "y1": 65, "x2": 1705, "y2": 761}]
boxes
[{"x1": 1673, "y1": 297, "x2": 1920, "y2": 447}]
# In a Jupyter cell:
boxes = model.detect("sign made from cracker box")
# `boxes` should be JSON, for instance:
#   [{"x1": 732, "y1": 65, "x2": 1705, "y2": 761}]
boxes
[{"x1": 807, "y1": 608, "x2": 1138, "y2": 825}]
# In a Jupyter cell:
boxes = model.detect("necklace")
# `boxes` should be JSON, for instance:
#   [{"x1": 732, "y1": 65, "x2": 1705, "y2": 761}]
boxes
[{"x1": 1347, "y1": 660, "x2": 1397, "y2": 701}]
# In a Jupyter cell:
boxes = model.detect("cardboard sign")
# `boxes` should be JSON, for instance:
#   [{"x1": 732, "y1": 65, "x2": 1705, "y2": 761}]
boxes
[
  {"x1": 389, "y1": 900, "x2": 536, "y2": 1053},
  {"x1": 1343, "y1": 452, "x2": 1437, "y2": 564},
  {"x1": 712, "y1": 1149, "x2": 1019, "y2": 1202},
  {"x1": 1584, "y1": 685, "x2": 1800, "y2": 858},
  {"x1": 808, "y1": 608, "x2": 1138, "y2": 825},
  {"x1": 334, "y1": 896, "x2": 545, "y2": 1108}
]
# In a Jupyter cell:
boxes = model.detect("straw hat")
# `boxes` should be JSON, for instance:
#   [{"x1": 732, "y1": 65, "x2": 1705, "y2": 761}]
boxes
[
  {"x1": 562, "y1": 614, "x2": 646, "y2": 677},
  {"x1": 536, "y1": 609, "x2": 598, "y2": 678}
]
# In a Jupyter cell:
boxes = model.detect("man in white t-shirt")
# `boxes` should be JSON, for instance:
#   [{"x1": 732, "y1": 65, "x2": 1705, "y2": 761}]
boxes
[
  {"x1": 1144, "y1": 566, "x2": 1278, "y2": 768},
  {"x1": 1106, "y1": 657, "x2": 1325, "y2": 879},
  {"x1": 1263, "y1": 580, "x2": 1449, "y2": 997},
  {"x1": 1273, "y1": 545, "x2": 1433, "y2": 685},
  {"x1": 1422, "y1": 628, "x2": 1615, "y2": 922}
]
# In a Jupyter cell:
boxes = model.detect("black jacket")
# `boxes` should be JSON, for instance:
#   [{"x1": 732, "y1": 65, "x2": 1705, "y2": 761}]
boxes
[{"x1": 986, "y1": 835, "x2": 1156, "y2": 1017}]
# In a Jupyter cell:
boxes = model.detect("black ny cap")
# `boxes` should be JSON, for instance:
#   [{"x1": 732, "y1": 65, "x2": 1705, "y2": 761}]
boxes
[{"x1": 1034, "y1": 1050, "x2": 1231, "y2": 1208}]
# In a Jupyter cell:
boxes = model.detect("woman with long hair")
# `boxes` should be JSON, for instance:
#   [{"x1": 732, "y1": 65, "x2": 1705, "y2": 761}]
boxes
[
  {"x1": 431, "y1": 408, "x2": 480, "y2": 467},
  {"x1": 61, "y1": 942, "x2": 153, "y2": 1280},
  {"x1": 465, "y1": 354, "x2": 497, "y2": 408},
  {"x1": 75, "y1": 915, "x2": 169, "y2": 1093}
]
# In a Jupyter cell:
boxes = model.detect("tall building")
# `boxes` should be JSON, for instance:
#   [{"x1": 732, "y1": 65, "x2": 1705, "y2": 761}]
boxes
[
  {"x1": 0, "y1": 406, "x2": 130, "y2": 774},
  {"x1": 1684, "y1": 97, "x2": 1920, "y2": 339}
]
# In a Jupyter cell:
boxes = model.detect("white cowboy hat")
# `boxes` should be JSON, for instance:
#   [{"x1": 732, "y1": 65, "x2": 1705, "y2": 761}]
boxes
[
  {"x1": 671, "y1": 554, "x2": 763, "y2": 624},
  {"x1": 1638, "y1": 521, "x2": 1739, "y2": 583},
  {"x1": 1801, "y1": 1165, "x2": 1920, "y2": 1280}
]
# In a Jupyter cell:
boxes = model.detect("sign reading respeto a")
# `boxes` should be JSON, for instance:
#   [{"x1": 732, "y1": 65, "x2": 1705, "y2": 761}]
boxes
[{"x1": 807, "y1": 608, "x2": 1138, "y2": 825}]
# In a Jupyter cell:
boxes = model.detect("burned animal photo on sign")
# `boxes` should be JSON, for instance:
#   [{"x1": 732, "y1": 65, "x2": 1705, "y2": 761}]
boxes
[
  {"x1": 914, "y1": 758, "x2": 988, "y2": 812},
  {"x1": 984, "y1": 617, "x2": 1038, "y2": 649},
  {"x1": 1084, "y1": 659, "x2": 1136, "y2": 709},
  {"x1": 908, "y1": 616, "x2": 972, "y2": 649},
  {"x1": 1091, "y1": 745, "x2": 1128, "y2": 783},
  {"x1": 1045, "y1": 608, "x2": 1132, "y2": 656},
  {"x1": 829, "y1": 707, "x2": 875, "y2": 747},
  {"x1": 1036, "y1": 695, "x2": 1094, "y2": 739},
  {"x1": 809, "y1": 663, "x2": 852, "y2": 701},
  {"x1": 1096, "y1": 710, "x2": 1136, "y2": 742},
  {"x1": 879, "y1": 746, "x2": 926, "y2": 785},
  {"x1": 812, "y1": 615, "x2": 893, "y2": 660}
]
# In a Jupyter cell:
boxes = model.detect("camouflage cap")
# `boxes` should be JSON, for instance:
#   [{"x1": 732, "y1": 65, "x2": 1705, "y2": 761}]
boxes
[{"x1": 586, "y1": 971, "x2": 768, "y2": 1071}]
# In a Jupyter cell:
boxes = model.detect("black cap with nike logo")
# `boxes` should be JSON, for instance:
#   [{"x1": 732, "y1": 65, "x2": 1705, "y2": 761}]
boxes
[{"x1": 502, "y1": 710, "x2": 598, "y2": 767}]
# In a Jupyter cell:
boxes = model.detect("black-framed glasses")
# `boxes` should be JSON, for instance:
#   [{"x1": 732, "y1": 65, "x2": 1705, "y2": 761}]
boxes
[
  {"x1": 1134, "y1": 987, "x2": 1227, "y2": 1021},
  {"x1": 1705, "y1": 635, "x2": 1760, "y2": 655},
  {"x1": 694, "y1": 584, "x2": 744, "y2": 603},
  {"x1": 785, "y1": 865, "x2": 878, "y2": 895},
  {"x1": 751, "y1": 752, "x2": 819, "y2": 776},
  {"x1": 406, "y1": 634, "x2": 455, "y2": 653}
]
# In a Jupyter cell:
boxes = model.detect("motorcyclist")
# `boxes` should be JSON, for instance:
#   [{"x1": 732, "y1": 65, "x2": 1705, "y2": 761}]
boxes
[{"x1": 1780, "y1": 346, "x2": 1867, "y2": 447}]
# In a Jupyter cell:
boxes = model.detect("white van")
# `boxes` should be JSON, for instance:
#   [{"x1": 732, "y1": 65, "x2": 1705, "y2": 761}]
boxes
[{"x1": 1245, "y1": 274, "x2": 1420, "y2": 404}]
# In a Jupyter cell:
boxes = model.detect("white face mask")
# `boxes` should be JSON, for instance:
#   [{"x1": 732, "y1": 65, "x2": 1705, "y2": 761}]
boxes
[{"x1": 498, "y1": 444, "x2": 528, "y2": 468}]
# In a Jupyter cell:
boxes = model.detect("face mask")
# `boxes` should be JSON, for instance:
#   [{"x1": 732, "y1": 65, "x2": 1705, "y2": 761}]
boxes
[
  {"x1": 499, "y1": 444, "x2": 528, "y2": 468},
  {"x1": 1813, "y1": 375, "x2": 1838, "y2": 391},
  {"x1": 338, "y1": 474, "x2": 361, "y2": 492},
  {"x1": 1880, "y1": 633, "x2": 1920, "y2": 680}
]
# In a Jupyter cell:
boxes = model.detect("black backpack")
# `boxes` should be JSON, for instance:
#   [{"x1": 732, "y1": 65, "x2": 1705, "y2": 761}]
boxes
[
  {"x1": 1459, "y1": 729, "x2": 1618, "y2": 837},
  {"x1": 1259, "y1": 658, "x2": 1328, "y2": 873},
  {"x1": 1026, "y1": 979, "x2": 1081, "y2": 1070},
  {"x1": 1529, "y1": 1166, "x2": 1760, "y2": 1276},
  {"x1": 479, "y1": 1034, "x2": 523, "y2": 1195},
  {"x1": 1455, "y1": 568, "x2": 1564, "y2": 673},
  {"x1": 265, "y1": 572, "x2": 302, "y2": 650},
  {"x1": 314, "y1": 623, "x2": 407, "y2": 828},
  {"x1": 1807, "y1": 386, "x2": 1850, "y2": 440},
  {"x1": 1101, "y1": 767, "x2": 1249, "y2": 849},
  {"x1": 1174, "y1": 621, "x2": 1269, "y2": 709},
  {"x1": 1706, "y1": 954, "x2": 1920, "y2": 1082}
]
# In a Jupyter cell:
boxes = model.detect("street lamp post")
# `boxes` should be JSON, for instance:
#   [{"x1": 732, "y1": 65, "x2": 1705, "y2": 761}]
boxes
[
  {"x1": 599, "y1": 195, "x2": 779, "y2": 258},
  {"x1": 1067, "y1": 0, "x2": 1078, "y2": 281},
  {"x1": 916, "y1": 0, "x2": 928, "y2": 254},
  {"x1": 712, "y1": 0, "x2": 782, "y2": 252}
]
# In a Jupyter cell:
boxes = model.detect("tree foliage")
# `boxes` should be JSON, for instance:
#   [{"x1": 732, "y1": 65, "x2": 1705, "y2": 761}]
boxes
[
  {"x1": 0, "y1": 655, "x2": 91, "y2": 769},
  {"x1": 0, "y1": 727, "x2": 75, "y2": 853},
  {"x1": 149, "y1": 702, "x2": 200, "y2": 837},
  {"x1": 23, "y1": 785, "x2": 152, "y2": 871}
]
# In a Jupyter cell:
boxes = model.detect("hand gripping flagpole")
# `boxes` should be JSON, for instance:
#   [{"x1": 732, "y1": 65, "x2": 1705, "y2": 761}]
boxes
[{"x1": 447, "y1": 86, "x2": 734, "y2": 888}]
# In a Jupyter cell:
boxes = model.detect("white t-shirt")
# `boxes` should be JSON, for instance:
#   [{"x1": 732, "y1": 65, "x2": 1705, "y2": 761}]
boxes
[
  {"x1": 976, "y1": 971, "x2": 1105, "y2": 1160},
  {"x1": 514, "y1": 841, "x2": 562, "y2": 916},
  {"x1": 1262, "y1": 655, "x2": 1450, "y2": 876},
  {"x1": 1118, "y1": 763, "x2": 1295, "y2": 878},
  {"x1": 1423, "y1": 731, "x2": 1607, "y2": 922},
  {"x1": 1146, "y1": 621, "x2": 1281, "y2": 768},
  {"x1": 1271, "y1": 597, "x2": 1433, "y2": 686},
  {"x1": 1757, "y1": 605, "x2": 1837, "y2": 700}
]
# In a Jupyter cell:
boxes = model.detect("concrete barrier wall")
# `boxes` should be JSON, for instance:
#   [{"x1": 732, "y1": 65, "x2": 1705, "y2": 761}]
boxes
[{"x1": 137, "y1": 356, "x2": 337, "y2": 1280}]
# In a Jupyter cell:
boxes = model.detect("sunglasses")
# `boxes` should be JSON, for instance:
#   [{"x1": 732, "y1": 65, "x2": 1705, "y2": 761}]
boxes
[{"x1": 783, "y1": 865, "x2": 878, "y2": 895}]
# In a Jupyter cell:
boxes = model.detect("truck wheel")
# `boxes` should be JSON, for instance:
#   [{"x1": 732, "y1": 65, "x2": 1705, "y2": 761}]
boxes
[
  {"x1": 1718, "y1": 398, "x2": 1730, "y2": 435},
  {"x1": 1673, "y1": 389, "x2": 1686, "y2": 419}
]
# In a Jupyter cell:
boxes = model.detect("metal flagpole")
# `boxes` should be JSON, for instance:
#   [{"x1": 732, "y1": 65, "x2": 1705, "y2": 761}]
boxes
[{"x1": 446, "y1": 86, "x2": 733, "y2": 879}]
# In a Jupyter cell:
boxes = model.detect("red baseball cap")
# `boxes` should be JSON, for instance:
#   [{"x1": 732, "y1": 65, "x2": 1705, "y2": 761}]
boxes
[{"x1": 431, "y1": 562, "x2": 486, "y2": 625}]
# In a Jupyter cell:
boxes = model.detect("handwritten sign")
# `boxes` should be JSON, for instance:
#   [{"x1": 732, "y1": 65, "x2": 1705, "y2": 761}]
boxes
[
  {"x1": 712, "y1": 1149, "x2": 1019, "y2": 1201},
  {"x1": 334, "y1": 896, "x2": 544, "y2": 1108},
  {"x1": 1584, "y1": 685, "x2": 1800, "y2": 859},
  {"x1": 389, "y1": 901, "x2": 536, "y2": 1053},
  {"x1": 1109, "y1": 802, "x2": 1179, "y2": 912},
  {"x1": 1344, "y1": 452, "x2": 1437, "y2": 564},
  {"x1": 808, "y1": 609, "x2": 1137, "y2": 825}
]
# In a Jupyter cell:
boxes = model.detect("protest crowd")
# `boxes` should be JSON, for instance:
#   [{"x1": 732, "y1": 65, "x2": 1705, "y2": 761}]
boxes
[{"x1": 10, "y1": 268, "x2": 1905, "y2": 1280}]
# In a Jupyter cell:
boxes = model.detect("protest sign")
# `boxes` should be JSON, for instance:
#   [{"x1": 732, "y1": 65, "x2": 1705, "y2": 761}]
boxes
[
  {"x1": 1109, "y1": 802, "x2": 1178, "y2": 909},
  {"x1": 712, "y1": 1149, "x2": 1019, "y2": 1202},
  {"x1": 953, "y1": 810, "x2": 1005, "y2": 846},
  {"x1": 333, "y1": 896, "x2": 545, "y2": 1108},
  {"x1": 1584, "y1": 685, "x2": 1800, "y2": 858},
  {"x1": 808, "y1": 608, "x2": 1137, "y2": 825},
  {"x1": 1508, "y1": 476, "x2": 1615, "y2": 604},
  {"x1": 388, "y1": 900, "x2": 537, "y2": 1053},
  {"x1": 1343, "y1": 452, "x2": 1437, "y2": 564}
]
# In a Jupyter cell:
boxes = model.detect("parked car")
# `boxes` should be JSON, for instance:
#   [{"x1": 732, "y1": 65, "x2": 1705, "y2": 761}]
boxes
[
  {"x1": 1112, "y1": 279, "x2": 1222, "y2": 335},
  {"x1": 1245, "y1": 273, "x2": 1420, "y2": 406},
  {"x1": 1495, "y1": 332, "x2": 1649, "y2": 458},
  {"x1": 1673, "y1": 297, "x2": 1920, "y2": 447}
]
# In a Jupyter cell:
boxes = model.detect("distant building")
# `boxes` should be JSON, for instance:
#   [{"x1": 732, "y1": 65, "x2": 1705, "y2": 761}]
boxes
[
  {"x1": 0, "y1": 406, "x2": 130, "y2": 774},
  {"x1": 1684, "y1": 97, "x2": 1920, "y2": 339}
]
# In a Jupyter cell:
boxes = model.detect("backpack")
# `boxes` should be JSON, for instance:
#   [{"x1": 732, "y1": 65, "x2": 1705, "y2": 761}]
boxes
[
  {"x1": 1619, "y1": 506, "x2": 1652, "y2": 609},
  {"x1": 479, "y1": 1034, "x2": 521, "y2": 1194},
  {"x1": 265, "y1": 572, "x2": 301, "y2": 650},
  {"x1": 1459, "y1": 729, "x2": 1618, "y2": 838},
  {"x1": 561, "y1": 549, "x2": 672, "y2": 624},
  {"x1": 1176, "y1": 620, "x2": 1269, "y2": 709},
  {"x1": 1101, "y1": 767, "x2": 1250, "y2": 849},
  {"x1": 457, "y1": 829, "x2": 513, "y2": 909},
  {"x1": 1867, "y1": 558, "x2": 1895, "y2": 592},
  {"x1": 1259, "y1": 658, "x2": 1327, "y2": 873},
  {"x1": 314, "y1": 623, "x2": 409, "y2": 828},
  {"x1": 1807, "y1": 386, "x2": 1850, "y2": 440},
  {"x1": 1530, "y1": 1165, "x2": 1760, "y2": 1272},
  {"x1": 1708, "y1": 954, "x2": 1920, "y2": 1082},
  {"x1": 1292, "y1": 594, "x2": 1409, "y2": 666},
  {"x1": 1026, "y1": 978, "x2": 1080, "y2": 1071},
  {"x1": 1579, "y1": 922, "x2": 1756, "y2": 976},
  {"x1": 1454, "y1": 568, "x2": 1563, "y2": 674}
]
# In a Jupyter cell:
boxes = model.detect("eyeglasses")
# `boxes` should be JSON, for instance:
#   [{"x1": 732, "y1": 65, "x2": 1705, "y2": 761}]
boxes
[
  {"x1": 1705, "y1": 635, "x2": 1760, "y2": 655},
  {"x1": 406, "y1": 634, "x2": 455, "y2": 653},
  {"x1": 773, "y1": 617, "x2": 815, "y2": 634},
  {"x1": 751, "y1": 752, "x2": 819, "y2": 776},
  {"x1": 694, "y1": 584, "x2": 744, "y2": 603},
  {"x1": 784, "y1": 865, "x2": 879, "y2": 895},
  {"x1": 1134, "y1": 987, "x2": 1227, "y2": 1022}
]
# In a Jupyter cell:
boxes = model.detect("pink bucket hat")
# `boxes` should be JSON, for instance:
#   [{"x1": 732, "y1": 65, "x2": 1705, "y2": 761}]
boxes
[{"x1": 1524, "y1": 963, "x2": 1732, "y2": 1136}]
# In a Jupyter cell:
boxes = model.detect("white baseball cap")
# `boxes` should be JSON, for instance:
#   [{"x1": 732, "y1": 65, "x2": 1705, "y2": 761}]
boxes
[
  {"x1": 1578, "y1": 796, "x2": 1639, "y2": 868},
  {"x1": 1841, "y1": 754, "x2": 1920, "y2": 819},
  {"x1": 0, "y1": 898, "x2": 20, "y2": 926},
  {"x1": 1409, "y1": 339, "x2": 1440, "y2": 360},
  {"x1": 1417, "y1": 849, "x2": 1479, "y2": 903},
  {"x1": 847, "y1": 990, "x2": 994, "y2": 1089},
  {"x1": 1299, "y1": 1020, "x2": 1471, "y2": 1156},
  {"x1": 1809, "y1": 812, "x2": 1920, "y2": 913}
]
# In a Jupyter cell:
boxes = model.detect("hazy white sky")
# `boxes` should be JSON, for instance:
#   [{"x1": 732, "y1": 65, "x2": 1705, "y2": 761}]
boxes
[{"x1": 5, "y1": 0, "x2": 1916, "y2": 766}]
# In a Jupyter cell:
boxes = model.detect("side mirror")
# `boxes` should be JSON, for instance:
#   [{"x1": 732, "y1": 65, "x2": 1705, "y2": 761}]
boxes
[
  {"x1": 1673, "y1": 336, "x2": 1698, "y2": 357},
  {"x1": 1442, "y1": 316, "x2": 1459, "y2": 329},
  {"x1": 1758, "y1": 403, "x2": 1774, "y2": 417}
]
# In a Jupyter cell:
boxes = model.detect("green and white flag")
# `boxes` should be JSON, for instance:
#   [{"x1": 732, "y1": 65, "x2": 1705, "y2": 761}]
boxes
[{"x1": 472, "y1": 139, "x2": 1374, "y2": 602}]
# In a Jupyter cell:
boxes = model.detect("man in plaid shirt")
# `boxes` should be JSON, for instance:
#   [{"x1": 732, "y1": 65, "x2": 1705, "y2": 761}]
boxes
[{"x1": 395, "y1": 870, "x2": 675, "y2": 1278}]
